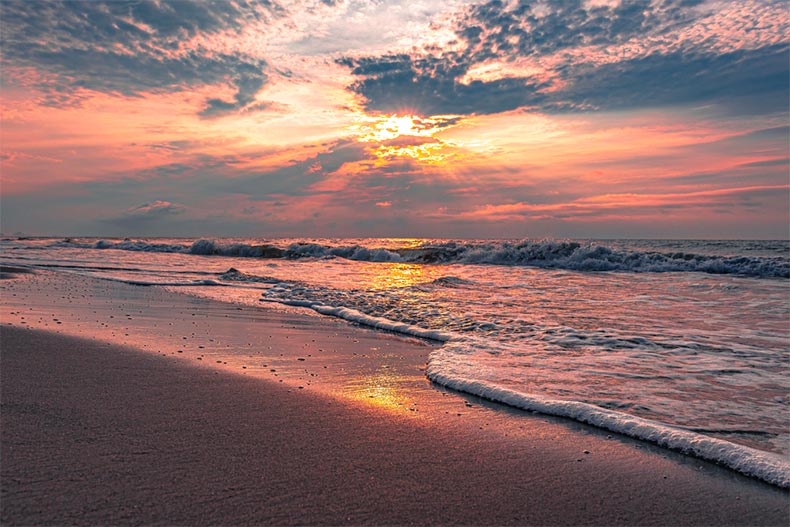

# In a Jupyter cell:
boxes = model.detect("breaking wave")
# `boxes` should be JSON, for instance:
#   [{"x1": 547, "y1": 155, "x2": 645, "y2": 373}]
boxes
[
  {"x1": 218, "y1": 267, "x2": 283, "y2": 284},
  {"x1": 428, "y1": 345, "x2": 790, "y2": 488},
  {"x1": 258, "y1": 286, "x2": 790, "y2": 488},
  {"x1": 49, "y1": 238, "x2": 790, "y2": 278}
]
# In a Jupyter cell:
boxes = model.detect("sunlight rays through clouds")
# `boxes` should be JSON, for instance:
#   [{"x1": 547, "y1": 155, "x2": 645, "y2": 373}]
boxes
[{"x1": 0, "y1": 0, "x2": 787, "y2": 237}]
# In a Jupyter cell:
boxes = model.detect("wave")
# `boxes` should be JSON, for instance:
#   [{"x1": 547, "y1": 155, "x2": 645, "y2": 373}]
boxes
[
  {"x1": 427, "y1": 344, "x2": 790, "y2": 488},
  {"x1": 218, "y1": 267, "x2": 284, "y2": 284},
  {"x1": 397, "y1": 241, "x2": 789, "y2": 277},
  {"x1": 427, "y1": 276, "x2": 476, "y2": 287},
  {"x1": 259, "y1": 287, "x2": 453, "y2": 342},
  {"x1": 120, "y1": 279, "x2": 222, "y2": 287},
  {"x1": 64, "y1": 274, "x2": 223, "y2": 287},
  {"x1": 257, "y1": 287, "x2": 789, "y2": 487},
  {"x1": 49, "y1": 238, "x2": 790, "y2": 278},
  {"x1": 17, "y1": 238, "x2": 790, "y2": 485},
  {"x1": 17, "y1": 261, "x2": 219, "y2": 276},
  {"x1": 190, "y1": 240, "x2": 287, "y2": 258}
]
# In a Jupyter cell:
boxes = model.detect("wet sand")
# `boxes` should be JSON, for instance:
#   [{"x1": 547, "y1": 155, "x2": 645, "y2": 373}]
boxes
[{"x1": 1, "y1": 269, "x2": 788, "y2": 525}]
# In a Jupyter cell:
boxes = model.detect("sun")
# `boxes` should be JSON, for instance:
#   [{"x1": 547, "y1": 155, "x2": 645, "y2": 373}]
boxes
[
  {"x1": 350, "y1": 113, "x2": 464, "y2": 164},
  {"x1": 353, "y1": 114, "x2": 440, "y2": 142}
]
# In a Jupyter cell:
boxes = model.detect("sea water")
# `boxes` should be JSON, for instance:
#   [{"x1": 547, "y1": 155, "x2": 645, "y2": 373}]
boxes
[{"x1": 2, "y1": 237, "x2": 788, "y2": 485}]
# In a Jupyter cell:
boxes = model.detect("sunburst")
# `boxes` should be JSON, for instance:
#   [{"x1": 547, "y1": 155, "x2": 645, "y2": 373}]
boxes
[{"x1": 351, "y1": 113, "x2": 463, "y2": 164}]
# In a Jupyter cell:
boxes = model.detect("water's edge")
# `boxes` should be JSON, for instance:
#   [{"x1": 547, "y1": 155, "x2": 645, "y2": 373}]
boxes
[
  {"x1": 260, "y1": 296, "x2": 790, "y2": 489},
  {"x1": 4, "y1": 240, "x2": 789, "y2": 488}
]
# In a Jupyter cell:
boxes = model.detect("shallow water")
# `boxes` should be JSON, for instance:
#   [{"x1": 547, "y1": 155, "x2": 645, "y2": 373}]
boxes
[{"x1": 1, "y1": 236, "x2": 788, "y2": 481}]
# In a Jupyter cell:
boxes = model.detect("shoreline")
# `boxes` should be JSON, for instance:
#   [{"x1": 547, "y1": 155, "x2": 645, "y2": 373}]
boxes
[
  {"x1": 1, "y1": 269, "x2": 788, "y2": 525},
  {"x1": 258, "y1": 276, "x2": 789, "y2": 487}
]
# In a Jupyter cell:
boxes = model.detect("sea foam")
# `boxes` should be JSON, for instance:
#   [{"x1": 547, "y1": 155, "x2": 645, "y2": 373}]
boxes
[
  {"x1": 428, "y1": 341, "x2": 790, "y2": 488},
  {"x1": 259, "y1": 289, "x2": 790, "y2": 488}
]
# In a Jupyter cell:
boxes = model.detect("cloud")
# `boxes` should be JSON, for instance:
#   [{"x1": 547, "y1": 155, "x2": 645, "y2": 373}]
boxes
[
  {"x1": 95, "y1": 199, "x2": 188, "y2": 232},
  {"x1": 379, "y1": 136, "x2": 439, "y2": 148},
  {"x1": 0, "y1": 150, "x2": 62, "y2": 164},
  {"x1": 0, "y1": 0, "x2": 274, "y2": 114},
  {"x1": 341, "y1": 0, "x2": 789, "y2": 117},
  {"x1": 558, "y1": 44, "x2": 789, "y2": 114},
  {"x1": 218, "y1": 140, "x2": 370, "y2": 198},
  {"x1": 448, "y1": 185, "x2": 790, "y2": 222},
  {"x1": 198, "y1": 66, "x2": 269, "y2": 118},
  {"x1": 738, "y1": 158, "x2": 789, "y2": 168},
  {"x1": 124, "y1": 200, "x2": 186, "y2": 219},
  {"x1": 340, "y1": 53, "x2": 550, "y2": 115}
]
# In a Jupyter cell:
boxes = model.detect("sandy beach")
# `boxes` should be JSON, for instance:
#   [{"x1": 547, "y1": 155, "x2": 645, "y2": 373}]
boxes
[
  {"x1": 1, "y1": 268, "x2": 788, "y2": 526},
  {"x1": 4, "y1": 0, "x2": 789, "y2": 523}
]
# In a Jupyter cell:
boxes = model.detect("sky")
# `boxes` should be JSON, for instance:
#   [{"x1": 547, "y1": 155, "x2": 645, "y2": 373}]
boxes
[{"x1": 0, "y1": 0, "x2": 788, "y2": 239}]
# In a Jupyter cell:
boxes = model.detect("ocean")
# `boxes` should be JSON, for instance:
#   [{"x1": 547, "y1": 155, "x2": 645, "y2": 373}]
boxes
[{"x1": 2, "y1": 236, "x2": 788, "y2": 485}]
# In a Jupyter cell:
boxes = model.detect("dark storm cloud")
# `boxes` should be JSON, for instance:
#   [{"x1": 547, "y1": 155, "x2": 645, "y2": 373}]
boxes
[
  {"x1": 342, "y1": 0, "x2": 788, "y2": 117},
  {"x1": 555, "y1": 44, "x2": 790, "y2": 113},
  {"x1": 0, "y1": 0, "x2": 274, "y2": 114},
  {"x1": 340, "y1": 54, "x2": 550, "y2": 115},
  {"x1": 460, "y1": 0, "x2": 705, "y2": 60}
]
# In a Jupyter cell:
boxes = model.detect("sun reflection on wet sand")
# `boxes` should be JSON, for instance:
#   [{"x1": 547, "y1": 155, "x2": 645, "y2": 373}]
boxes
[{"x1": 343, "y1": 365, "x2": 418, "y2": 414}]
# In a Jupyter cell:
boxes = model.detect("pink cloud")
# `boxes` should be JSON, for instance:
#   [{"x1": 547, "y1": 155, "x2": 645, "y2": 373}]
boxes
[{"x1": 445, "y1": 185, "x2": 790, "y2": 222}]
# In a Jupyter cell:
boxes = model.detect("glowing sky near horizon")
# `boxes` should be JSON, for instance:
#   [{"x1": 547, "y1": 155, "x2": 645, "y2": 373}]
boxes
[{"x1": 1, "y1": 0, "x2": 788, "y2": 238}]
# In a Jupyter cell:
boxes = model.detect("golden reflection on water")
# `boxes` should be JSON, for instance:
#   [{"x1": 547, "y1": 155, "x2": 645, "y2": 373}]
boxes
[
  {"x1": 366, "y1": 262, "x2": 425, "y2": 290},
  {"x1": 387, "y1": 238, "x2": 425, "y2": 249}
]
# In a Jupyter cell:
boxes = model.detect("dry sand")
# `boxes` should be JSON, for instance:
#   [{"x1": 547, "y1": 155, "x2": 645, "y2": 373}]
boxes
[{"x1": 1, "y1": 268, "x2": 788, "y2": 525}]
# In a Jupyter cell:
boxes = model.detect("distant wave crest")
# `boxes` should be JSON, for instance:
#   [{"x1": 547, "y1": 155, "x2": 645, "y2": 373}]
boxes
[{"x1": 48, "y1": 238, "x2": 790, "y2": 278}]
